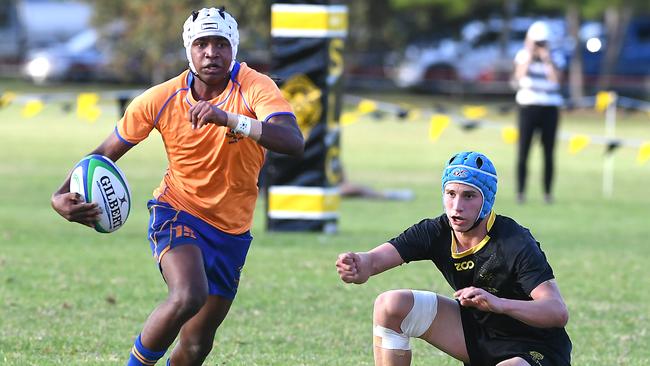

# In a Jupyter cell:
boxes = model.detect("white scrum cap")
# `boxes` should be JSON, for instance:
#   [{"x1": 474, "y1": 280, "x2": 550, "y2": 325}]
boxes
[
  {"x1": 527, "y1": 21, "x2": 551, "y2": 42},
  {"x1": 182, "y1": 7, "x2": 239, "y2": 73}
]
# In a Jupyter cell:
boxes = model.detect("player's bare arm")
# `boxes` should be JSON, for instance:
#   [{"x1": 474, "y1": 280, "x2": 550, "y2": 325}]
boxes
[
  {"x1": 336, "y1": 243, "x2": 404, "y2": 284},
  {"x1": 51, "y1": 132, "x2": 132, "y2": 227},
  {"x1": 259, "y1": 114, "x2": 303, "y2": 157},
  {"x1": 188, "y1": 101, "x2": 303, "y2": 157},
  {"x1": 454, "y1": 279, "x2": 568, "y2": 328}
]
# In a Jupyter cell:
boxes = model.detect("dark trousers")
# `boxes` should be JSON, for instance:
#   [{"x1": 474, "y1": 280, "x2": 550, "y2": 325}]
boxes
[{"x1": 517, "y1": 105, "x2": 559, "y2": 195}]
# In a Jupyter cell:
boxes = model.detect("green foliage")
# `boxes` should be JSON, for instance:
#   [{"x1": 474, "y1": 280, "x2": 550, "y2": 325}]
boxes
[
  {"x1": 533, "y1": 0, "x2": 649, "y2": 19},
  {"x1": 86, "y1": 0, "x2": 269, "y2": 84},
  {"x1": 1, "y1": 89, "x2": 649, "y2": 365},
  {"x1": 390, "y1": 0, "x2": 480, "y2": 17}
]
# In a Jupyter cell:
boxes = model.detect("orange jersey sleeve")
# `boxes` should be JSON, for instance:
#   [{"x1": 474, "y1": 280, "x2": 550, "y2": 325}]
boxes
[{"x1": 116, "y1": 77, "x2": 188, "y2": 144}]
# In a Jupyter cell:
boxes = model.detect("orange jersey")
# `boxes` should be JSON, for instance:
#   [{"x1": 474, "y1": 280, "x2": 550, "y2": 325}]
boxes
[{"x1": 116, "y1": 63, "x2": 294, "y2": 234}]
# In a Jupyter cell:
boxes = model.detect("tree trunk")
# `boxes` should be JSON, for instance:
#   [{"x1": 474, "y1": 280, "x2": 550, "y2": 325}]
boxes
[
  {"x1": 566, "y1": 3, "x2": 584, "y2": 101},
  {"x1": 598, "y1": 6, "x2": 632, "y2": 90}
]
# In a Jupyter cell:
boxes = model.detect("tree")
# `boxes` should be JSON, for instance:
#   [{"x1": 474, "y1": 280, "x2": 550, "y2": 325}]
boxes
[
  {"x1": 87, "y1": 0, "x2": 269, "y2": 84},
  {"x1": 535, "y1": 0, "x2": 648, "y2": 98}
]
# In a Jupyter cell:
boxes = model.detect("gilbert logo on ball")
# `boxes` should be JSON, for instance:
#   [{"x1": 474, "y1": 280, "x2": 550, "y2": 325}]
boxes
[{"x1": 69, "y1": 154, "x2": 132, "y2": 233}]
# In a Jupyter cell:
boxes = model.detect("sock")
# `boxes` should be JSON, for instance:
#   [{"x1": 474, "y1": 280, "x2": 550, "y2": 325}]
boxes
[{"x1": 126, "y1": 334, "x2": 167, "y2": 366}]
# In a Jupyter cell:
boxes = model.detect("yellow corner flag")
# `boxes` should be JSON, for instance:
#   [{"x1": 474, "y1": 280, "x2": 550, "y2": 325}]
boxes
[
  {"x1": 568, "y1": 134, "x2": 591, "y2": 154},
  {"x1": 429, "y1": 114, "x2": 450, "y2": 141},
  {"x1": 501, "y1": 126, "x2": 519, "y2": 144},
  {"x1": 637, "y1": 142, "x2": 650, "y2": 165},
  {"x1": 21, "y1": 99, "x2": 44, "y2": 118},
  {"x1": 77, "y1": 93, "x2": 101, "y2": 122}
]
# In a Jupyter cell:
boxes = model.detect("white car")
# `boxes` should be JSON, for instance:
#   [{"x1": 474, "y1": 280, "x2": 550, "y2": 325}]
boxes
[
  {"x1": 23, "y1": 22, "x2": 123, "y2": 84},
  {"x1": 390, "y1": 17, "x2": 569, "y2": 93}
]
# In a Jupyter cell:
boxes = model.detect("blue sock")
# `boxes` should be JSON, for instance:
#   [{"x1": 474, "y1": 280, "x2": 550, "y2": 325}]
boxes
[{"x1": 126, "y1": 334, "x2": 167, "y2": 366}]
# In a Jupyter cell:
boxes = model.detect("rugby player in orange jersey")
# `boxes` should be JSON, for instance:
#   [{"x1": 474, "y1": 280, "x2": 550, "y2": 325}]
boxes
[{"x1": 51, "y1": 7, "x2": 303, "y2": 366}]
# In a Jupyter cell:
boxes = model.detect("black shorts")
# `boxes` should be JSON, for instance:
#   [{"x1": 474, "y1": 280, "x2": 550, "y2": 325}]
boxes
[{"x1": 459, "y1": 305, "x2": 571, "y2": 366}]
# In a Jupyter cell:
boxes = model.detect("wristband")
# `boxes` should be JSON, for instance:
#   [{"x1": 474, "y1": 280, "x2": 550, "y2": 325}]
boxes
[
  {"x1": 226, "y1": 112, "x2": 262, "y2": 141},
  {"x1": 234, "y1": 115, "x2": 253, "y2": 136}
]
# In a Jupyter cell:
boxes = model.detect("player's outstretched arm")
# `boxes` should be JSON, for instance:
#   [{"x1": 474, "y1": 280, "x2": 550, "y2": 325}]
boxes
[
  {"x1": 336, "y1": 243, "x2": 404, "y2": 285},
  {"x1": 454, "y1": 279, "x2": 569, "y2": 328},
  {"x1": 51, "y1": 132, "x2": 132, "y2": 227}
]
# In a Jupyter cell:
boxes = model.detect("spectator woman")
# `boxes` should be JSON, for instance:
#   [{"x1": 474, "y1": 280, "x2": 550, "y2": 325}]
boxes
[{"x1": 512, "y1": 21, "x2": 565, "y2": 204}]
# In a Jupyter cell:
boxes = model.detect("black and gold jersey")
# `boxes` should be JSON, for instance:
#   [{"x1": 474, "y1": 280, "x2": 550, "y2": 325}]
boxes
[
  {"x1": 389, "y1": 211, "x2": 571, "y2": 364},
  {"x1": 389, "y1": 211, "x2": 553, "y2": 300}
]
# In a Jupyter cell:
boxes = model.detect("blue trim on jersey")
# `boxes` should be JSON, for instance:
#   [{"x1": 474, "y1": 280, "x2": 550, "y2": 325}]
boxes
[
  {"x1": 230, "y1": 62, "x2": 241, "y2": 81},
  {"x1": 154, "y1": 87, "x2": 188, "y2": 128},
  {"x1": 237, "y1": 85, "x2": 255, "y2": 115},
  {"x1": 114, "y1": 126, "x2": 136, "y2": 147},
  {"x1": 184, "y1": 65, "x2": 237, "y2": 108},
  {"x1": 213, "y1": 84, "x2": 235, "y2": 108},
  {"x1": 264, "y1": 111, "x2": 296, "y2": 123}
]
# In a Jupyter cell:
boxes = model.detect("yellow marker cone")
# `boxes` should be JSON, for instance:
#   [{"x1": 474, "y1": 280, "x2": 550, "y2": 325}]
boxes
[
  {"x1": 568, "y1": 135, "x2": 591, "y2": 154},
  {"x1": 595, "y1": 91, "x2": 615, "y2": 113},
  {"x1": 0, "y1": 92, "x2": 17, "y2": 107},
  {"x1": 462, "y1": 105, "x2": 487, "y2": 120},
  {"x1": 21, "y1": 100, "x2": 44, "y2": 118},
  {"x1": 77, "y1": 93, "x2": 102, "y2": 122},
  {"x1": 429, "y1": 114, "x2": 450, "y2": 141},
  {"x1": 637, "y1": 142, "x2": 650, "y2": 165},
  {"x1": 501, "y1": 126, "x2": 519, "y2": 144},
  {"x1": 357, "y1": 99, "x2": 377, "y2": 114},
  {"x1": 340, "y1": 111, "x2": 360, "y2": 126}
]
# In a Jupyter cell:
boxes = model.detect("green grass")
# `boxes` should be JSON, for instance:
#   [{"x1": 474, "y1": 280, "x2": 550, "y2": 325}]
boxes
[{"x1": 0, "y1": 88, "x2": 649, "y2": 365}]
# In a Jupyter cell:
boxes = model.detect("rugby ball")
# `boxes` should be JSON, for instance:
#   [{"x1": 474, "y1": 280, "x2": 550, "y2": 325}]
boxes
[{"x1": 69, "y1": 154, "x2": 131, "y2": 233}]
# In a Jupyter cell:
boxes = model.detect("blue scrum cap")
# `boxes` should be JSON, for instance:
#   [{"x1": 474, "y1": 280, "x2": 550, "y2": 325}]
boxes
[{"x1": 441, "y1": 151, "x2": 498, "y2": 220}]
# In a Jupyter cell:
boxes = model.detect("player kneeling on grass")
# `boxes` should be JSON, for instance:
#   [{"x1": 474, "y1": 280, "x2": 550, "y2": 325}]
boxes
[
  {"x1": 336, "y1": 151, "x2": 572, "y2": 366},
  {"x1": 51, "y1": 7, "x2": 303, "y2": 366}
]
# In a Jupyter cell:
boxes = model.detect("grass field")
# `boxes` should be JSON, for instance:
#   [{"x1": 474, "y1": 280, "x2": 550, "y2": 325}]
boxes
[{"x1": 1, "y1": 87, "x2": 649, "y2": 365}]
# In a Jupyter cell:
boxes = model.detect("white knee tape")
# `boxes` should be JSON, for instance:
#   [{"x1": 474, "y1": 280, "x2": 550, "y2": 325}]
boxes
[
  {"x1": 400, "y1": 290, "x2": 439, "y2": 337},
  {"x1": 373, "y1": 325, "x2": 410, "y2": 350}
]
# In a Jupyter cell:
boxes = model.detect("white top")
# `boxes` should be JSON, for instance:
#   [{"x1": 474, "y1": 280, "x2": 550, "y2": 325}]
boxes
[{"x1": 514, "y1": 49, "x2": 565, "y2": 106}]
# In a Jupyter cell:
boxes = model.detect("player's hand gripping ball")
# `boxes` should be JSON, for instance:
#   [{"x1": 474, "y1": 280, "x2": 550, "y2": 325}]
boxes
[{"x1": 69, "y1": 154, "x2": 131, "y2": 233}]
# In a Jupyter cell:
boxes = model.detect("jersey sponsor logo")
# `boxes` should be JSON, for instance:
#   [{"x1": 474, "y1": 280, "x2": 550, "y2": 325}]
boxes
[
  {"x1": 454, "y1": 260, "x2": 475, "y2": 271},
  {"x1": 529, "y1": 351, "x2": 544, "y2": 366},
  {"x1": 226, "y1": 129, "x2": 244, "y2": 144}
]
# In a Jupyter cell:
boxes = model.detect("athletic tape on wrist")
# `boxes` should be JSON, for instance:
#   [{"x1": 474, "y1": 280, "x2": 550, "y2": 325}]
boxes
[{"x1": 234, "y1": 115, "x2": 253, "y2": 136}]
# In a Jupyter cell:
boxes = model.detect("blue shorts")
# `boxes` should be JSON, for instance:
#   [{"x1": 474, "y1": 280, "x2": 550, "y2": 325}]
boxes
[{"x1": 147, "y1": 199, "x2": 252, "y2": 299}]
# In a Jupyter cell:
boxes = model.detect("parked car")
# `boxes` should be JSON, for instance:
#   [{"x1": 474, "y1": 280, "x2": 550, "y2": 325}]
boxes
[
  {"x1": 389, "y1": 17, "x2": 569, "y2": 93},
  {"x1": 578, "y1": 18, "x2": 650, "y2": 95},
  {"x1": 23, "y1": 21, "x2": 123, "y2": 84},
  {"x1": 1, "y1": 0, "x2": 91, "y2": 65}
]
